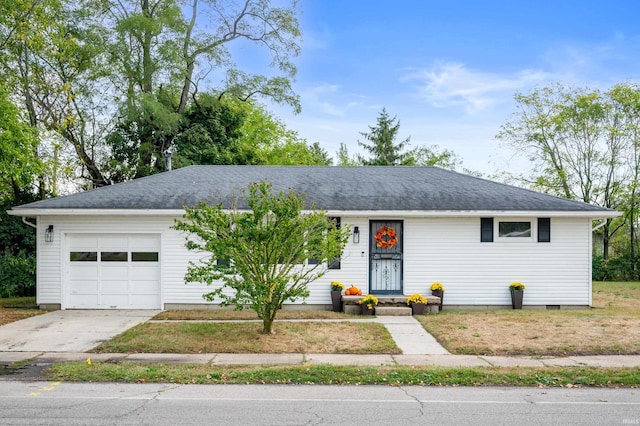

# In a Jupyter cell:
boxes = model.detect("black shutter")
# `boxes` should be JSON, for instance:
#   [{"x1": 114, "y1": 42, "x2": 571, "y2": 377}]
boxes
[
  {"x1": 538, "y1": 218, "x2": 551, "y2": 242},
  {"x1": 481, "y1": 218, "x2": 493, "y2": 242},
  {"x1": 327, "y1": 217, "x2": 341, "y2": 269}
]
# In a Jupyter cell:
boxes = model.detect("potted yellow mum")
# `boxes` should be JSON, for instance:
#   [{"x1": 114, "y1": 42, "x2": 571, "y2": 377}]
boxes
[
  {"x1": 406, "y1": 293, "x2": 427, "y2": 315},
  {"x1": 430, "y1": 282, "x2": 445, "y2": 311},
  {"x1": 330, "y1": 281, "x2": 344, "y2": 312},
  {"x1": 509, "y1": 282, "x2": 525, "y2": 309},
  {"x1": 358, "y1": 294, "x2": 379, "y2": 315}
]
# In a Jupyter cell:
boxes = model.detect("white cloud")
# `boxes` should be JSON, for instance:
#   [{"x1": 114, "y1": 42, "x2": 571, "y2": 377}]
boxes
[
  {"x1": 297, "y1": 83, "x2": 370, "y2": 117},
  {"x1": 404, "y1": 62, "x2": 554, "y2": 114}
]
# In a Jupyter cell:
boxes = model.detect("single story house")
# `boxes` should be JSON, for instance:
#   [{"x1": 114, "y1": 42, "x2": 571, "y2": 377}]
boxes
[{"x1": 9, "y1": 165, "x2": 619, "y2": 310}]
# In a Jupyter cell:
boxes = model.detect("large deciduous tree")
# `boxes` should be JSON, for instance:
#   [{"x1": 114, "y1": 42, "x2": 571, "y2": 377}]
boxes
[
  {"x1": 497, "y1": 83, "x2": 635, "y2": 260},
  {"x1": 2, "y1": 0, "x2": 303, "y2": 190},
  {"x1": 96, "y1": 0, "x2": 301, "y2": 181},
  {"x1": 174, "y1": 182, "x2": 349, "y2": 334}
]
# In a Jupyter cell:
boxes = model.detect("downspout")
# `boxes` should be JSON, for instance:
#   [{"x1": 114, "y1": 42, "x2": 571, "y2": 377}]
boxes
[
  {"x1": 21, "y1": 217, "x2": 37, "y2": 229},
  {"x1": 590, "y1": 219, "x2": 608, "y2": 308},
  {"x1": 592, "y1": 219, "x2": 606, "y2": 232}
]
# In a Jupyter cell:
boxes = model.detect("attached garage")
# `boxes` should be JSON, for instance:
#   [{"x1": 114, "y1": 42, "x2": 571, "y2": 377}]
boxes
[{"x1": 66, "y1": 234, "x2": 161, "y2": 309}]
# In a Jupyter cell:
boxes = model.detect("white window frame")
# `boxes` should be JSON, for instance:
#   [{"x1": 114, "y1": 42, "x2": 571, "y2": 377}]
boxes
[{"x1": 496, "y1": 218, "x2": 535, "y2": 242}]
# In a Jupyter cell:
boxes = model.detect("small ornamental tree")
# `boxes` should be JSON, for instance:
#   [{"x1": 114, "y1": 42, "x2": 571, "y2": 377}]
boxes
[{"x1": 174, "y1": 182, "x2": 350, "y2": 334}]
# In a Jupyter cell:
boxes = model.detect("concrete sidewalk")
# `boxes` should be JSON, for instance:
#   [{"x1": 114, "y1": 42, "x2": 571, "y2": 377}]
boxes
[{"x1": 2, "y1": 351, "x2": 640, "y2": 368}]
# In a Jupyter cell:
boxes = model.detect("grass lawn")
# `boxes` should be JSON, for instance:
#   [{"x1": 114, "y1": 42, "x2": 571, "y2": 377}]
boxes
[
  {"x1": 416, "y1": 281, "x2": 640, "y2": 356},
  {"x1": 48, "y1": 363, "x2": 640, "y2": 387},
  {"x1": 92, "y1": 321, "x2": 400, "y2": 354},
  {"x1": 153, "y1": 309, "x2": 365, "y2": 321},
  {"x1": 0, "y1": 297, "x2": 43, "y2": 326}
]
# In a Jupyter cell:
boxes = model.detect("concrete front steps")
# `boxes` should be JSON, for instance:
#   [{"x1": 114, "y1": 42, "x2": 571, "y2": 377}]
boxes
[
  {"x1": 374, "y1": 306, "x2": 412, "y2": 316},
  {"x1": 342, "y1": 295, "x2": 441, "y2": 315}
]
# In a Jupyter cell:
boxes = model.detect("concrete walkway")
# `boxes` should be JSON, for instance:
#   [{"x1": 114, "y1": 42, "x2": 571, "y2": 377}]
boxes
[{"x1": 374, "y1": 316, "x2": 449, "y2": 355}]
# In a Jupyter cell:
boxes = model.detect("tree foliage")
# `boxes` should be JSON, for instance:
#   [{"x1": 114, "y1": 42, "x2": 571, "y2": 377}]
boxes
[
  {"x1": 357, "y1": 108, "x2": 411, "y2": 166},
  {"x1": 0, "y1": 84, "x2": 40, "y2": 199},
  {"x1": 1, "y1": 0, "x2": 303, "y2": 190},
  {"x1": 339, "y1": 108, "x2": 460, "y2": 169},
  {"x1": 174, "y1": 182, "x2": 350, "y2": 334},
  {"x1": 497, "y1": 83, "x2": 640, "y2": 264}
]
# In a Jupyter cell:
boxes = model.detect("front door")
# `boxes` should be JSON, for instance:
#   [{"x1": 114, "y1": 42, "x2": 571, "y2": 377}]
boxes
[{"x1": 369, "y1": 220, "x2": 403, "y2": 294}]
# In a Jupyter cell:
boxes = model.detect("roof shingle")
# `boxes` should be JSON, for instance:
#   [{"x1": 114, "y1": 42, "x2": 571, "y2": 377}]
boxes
[{"x1": 13, "y1": 165, "x2": 613, "y2": 213}]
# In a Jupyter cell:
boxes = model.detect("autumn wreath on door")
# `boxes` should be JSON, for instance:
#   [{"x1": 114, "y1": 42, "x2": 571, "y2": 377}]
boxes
[{"x1": 375, "y1": 225, "x2": 397, "y2": 249}]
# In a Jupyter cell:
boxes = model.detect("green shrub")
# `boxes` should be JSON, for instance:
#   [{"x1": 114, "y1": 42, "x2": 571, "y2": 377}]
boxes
[{"x1": 0, "y1": 252, "x2": 36, "y2": 298}]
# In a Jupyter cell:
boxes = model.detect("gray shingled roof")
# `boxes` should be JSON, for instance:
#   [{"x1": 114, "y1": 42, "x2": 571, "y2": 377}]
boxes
[{"x1": 12, "y1": 165, "x2": 614, "y2": 213}]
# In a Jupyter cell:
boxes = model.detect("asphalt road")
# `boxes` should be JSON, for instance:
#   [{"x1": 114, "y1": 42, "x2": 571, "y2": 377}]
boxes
[{"x1": 0, "y1": 381, "x2": 639, "y2": 425}]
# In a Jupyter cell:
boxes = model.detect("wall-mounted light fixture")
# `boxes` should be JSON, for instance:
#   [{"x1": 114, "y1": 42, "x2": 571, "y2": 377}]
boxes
[
  {"x1": 45, "y1": 225, "x2": 54, "y2": 243},
  {"x1": 353, "y1": 226, "x2": 360, "y2": 244}
]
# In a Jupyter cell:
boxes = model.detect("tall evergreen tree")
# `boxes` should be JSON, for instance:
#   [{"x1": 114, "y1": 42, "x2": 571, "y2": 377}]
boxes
[{"x1": 357, "y1": 108, "x2": 411, "y2": 166}]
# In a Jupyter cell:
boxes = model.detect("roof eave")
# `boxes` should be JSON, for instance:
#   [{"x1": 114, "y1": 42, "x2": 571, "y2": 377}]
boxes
[{"x1": 8, "y1": 208, "x2": 621, "y2": 219}]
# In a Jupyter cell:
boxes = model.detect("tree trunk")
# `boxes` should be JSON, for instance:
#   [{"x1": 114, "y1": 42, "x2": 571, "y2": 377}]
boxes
[
  {"x1": 603, "y1": 220, "x2": 610, "y2": 260},
  {"x1": 262, "y1": 317, "x2": 275, "y2": 334}
]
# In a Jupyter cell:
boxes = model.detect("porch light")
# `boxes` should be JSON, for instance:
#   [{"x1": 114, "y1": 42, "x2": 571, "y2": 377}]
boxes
[
  {"x1": 45, "y1": 225, "x2": 54, "y2": 243},
  {"x1": 353, "y1": 226, "x2": 360, "y2": 244}
]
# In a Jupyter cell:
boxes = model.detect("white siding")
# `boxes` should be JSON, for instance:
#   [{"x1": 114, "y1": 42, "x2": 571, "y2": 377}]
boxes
[
  {"x1": 36, "y1": 214, "x2": 592, "y2": 308},
  {"x1": 402, "y1": 217, "x2": 591, "y2": 306}
]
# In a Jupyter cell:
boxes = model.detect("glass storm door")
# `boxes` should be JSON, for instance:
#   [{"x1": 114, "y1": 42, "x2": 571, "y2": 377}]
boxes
[{"x1": 369, "y1": 220, "x2": 403, "y2": 294}]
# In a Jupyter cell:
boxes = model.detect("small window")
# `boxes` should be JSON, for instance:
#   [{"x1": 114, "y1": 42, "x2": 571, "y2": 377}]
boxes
[
  {"x1": 480, "y1": 218, "x2": 493, "y2": 242},
  {"x1": 499, "y1": 221, "x2": 531, "y2": 238},
  {"x1": 101, "y1": 251, "x2": 128, "y2": 262},
  {"x1": 70, "y1": 252, "x2": 97, "y2": 262},
  {"x1": 328, "y1": 257, "x2": 341, "y2": 270},
  {"x1": 132, "y1": 252, "x2": 159, "y2": 262},
  {"x1": 538, "y1": 218, "x2": 551, "y2": 242},
  {"x1": 216, "y1": 258, "x2": 230, "y2": 267}
]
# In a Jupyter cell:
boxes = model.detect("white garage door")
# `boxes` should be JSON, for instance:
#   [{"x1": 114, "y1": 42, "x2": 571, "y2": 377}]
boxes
[{"x1": 67, "y1": 234, "x2": 161, "y2": 309}]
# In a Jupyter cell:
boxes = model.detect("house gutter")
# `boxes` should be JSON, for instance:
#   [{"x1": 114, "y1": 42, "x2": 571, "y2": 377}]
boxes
[{"x1": 8, "y1": 208, "x2": 622, "y2": 219}]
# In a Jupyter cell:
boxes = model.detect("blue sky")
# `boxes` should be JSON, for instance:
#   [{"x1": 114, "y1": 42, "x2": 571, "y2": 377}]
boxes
[{"x1": 266, "y1": 0, "x2": 640, "y2": 173}]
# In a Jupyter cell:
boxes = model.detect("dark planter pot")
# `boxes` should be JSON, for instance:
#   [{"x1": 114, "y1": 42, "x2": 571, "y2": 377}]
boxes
[
  {"x1": 431, "y1": 290, "x2": 444, "y2": 311},
  {"x1": 511, "y1": 290, "x2": 524, "y2": 309},
  {"x1": 361, "y1": 304, "x2": 375, "y2": 315},
  {"x1": 330, "y1": 290, "x2": 343, "y2": 312},
  {"x1": 411, "y1": 303, "x2": 426, "y2": 315}
]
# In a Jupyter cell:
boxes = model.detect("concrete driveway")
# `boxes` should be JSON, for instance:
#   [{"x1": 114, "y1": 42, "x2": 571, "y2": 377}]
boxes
[{"x1": 0, "y1": 310, "x2": 160, "y2": 352}]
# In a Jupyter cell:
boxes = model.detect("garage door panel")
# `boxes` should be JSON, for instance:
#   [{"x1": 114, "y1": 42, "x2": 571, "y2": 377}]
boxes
[
  {"x1": 131, "y1": 281, "x2": 160, "y2": 294},
  {"x1": 67, "y1": 234, "x2": 160, "y2": 309},
  {"x1": 100, "y1": 281, "x2": 129, "y2": 294},
  {"x1": 130, "y1": 266, "x2": 159, "y2": 280},
  {"x1": 101, "y1": 265, "x2": 129, "y2": 279},
  {"x1": 100, "y1": 294, "x2": 129, "y2": 308},
  {"x1": 69, "y1": 280, "x2": 98, "y2": 294},
  {"x1": 69, "y1": 265, "x2": 98, "y2": 280},
  {"x1": 69, "y1": 295, "x2": 99, "y2": 308},
  {"x1": 131, "y1": 236, "x2": 159, "y2": 249},
  {"x1": 130, "y1": 295, "x2": 161, "y2": 309}
]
